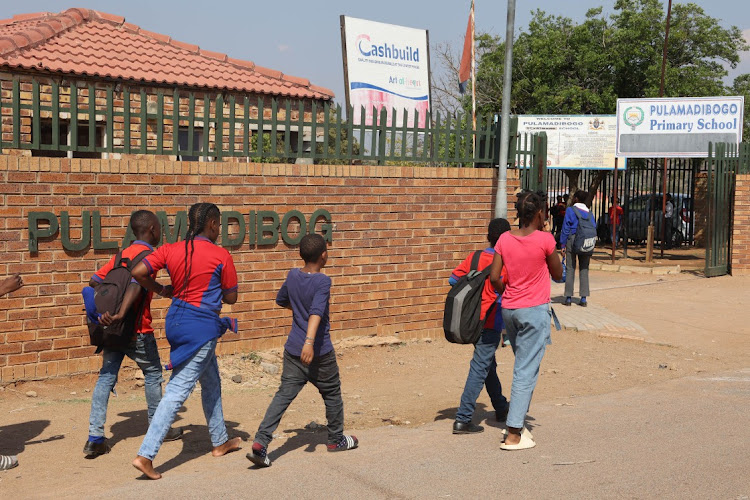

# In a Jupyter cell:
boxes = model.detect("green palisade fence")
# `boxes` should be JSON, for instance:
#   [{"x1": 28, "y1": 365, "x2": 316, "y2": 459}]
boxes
[{"x1": 0, "y1": 76, "x2": 544, "y2": 167}]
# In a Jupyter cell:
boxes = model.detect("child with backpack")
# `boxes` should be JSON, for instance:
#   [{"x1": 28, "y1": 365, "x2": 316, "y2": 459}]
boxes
[
  {"x1": 559, "y1": 190, "x2": 596, "y2": 307},
  {"x1": 246, "y1": 233, "x2": 358, "y2": 468},
  {"x1": 489, "y1": 192, "x2": 563, "y2": 450},
  {"x1": 449, "y1": 218, "x2": 511, "y2": 434},
  {"x1": 83, "y1": 210, "x2": 183, "y2": 458},
  {"x1": 130, "y1": 203, "x2": 241, "y2": 480}
]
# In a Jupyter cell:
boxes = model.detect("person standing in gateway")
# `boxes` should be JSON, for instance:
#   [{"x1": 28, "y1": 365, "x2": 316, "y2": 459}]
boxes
[{"x1": 559, "y1": 190, "x2": 593, "y2": 307}]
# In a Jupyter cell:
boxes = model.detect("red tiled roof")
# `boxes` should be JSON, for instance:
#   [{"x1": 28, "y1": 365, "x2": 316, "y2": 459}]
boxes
[{"x1": 0, "y1": 8, "x2": 334, "y2": 100}]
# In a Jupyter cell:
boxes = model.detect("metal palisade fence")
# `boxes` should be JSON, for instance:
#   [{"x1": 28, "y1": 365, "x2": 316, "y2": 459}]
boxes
[{"x1": 0, "y1": 75, "x2": 548, "y2": 167}]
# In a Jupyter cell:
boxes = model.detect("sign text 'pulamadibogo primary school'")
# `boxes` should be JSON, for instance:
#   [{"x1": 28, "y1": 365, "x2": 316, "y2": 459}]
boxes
[{"x1": 616, "y1": 96, "x2": 744, "y2": 158}]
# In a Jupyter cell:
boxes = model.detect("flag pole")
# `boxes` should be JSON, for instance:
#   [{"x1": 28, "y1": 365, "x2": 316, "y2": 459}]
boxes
[{"x1": 471, "y1": 0, "x2": 476, "y2": 159}]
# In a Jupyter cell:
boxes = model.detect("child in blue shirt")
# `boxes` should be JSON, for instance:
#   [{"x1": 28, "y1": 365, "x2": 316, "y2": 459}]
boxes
[{"x1": 247, "y1": 234, "x2": 358, "y2": 467}]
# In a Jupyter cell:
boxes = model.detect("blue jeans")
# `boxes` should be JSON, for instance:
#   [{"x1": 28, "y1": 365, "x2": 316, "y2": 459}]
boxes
[
  {"x1": 502, "y1": 304, "x2": 552, "y2": 429},
  {"x1": 137, "y1": 339, "x2": 228, "y2": 460},
  {"x1": 88, "y1": 334, "x2": 163, "y2": 437},
  {"x1": 455, "y1": 329, "x2": 508, "y2": 423}
]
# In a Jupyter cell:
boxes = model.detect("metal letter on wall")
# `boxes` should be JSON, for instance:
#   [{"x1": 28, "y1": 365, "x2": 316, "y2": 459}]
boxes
[
  {"x1": 28, "y1": 212, "x2": 59, "y2": 252},
  {"x1": 281, "y1": 210, "x2": 307, "y2": 245},
  {"x1": 60, "y1": 211, "x2": 91, "y2": 252},
  {"x1": 309, "y1": 209, "x2": 333, "y2": 243},
  {"x1": 221, "y1": 211, "x2": 246, "y2": 247},
  {"x1": 156, "y1": 211, "x2": 188, "y2": 245},
  {"x1": 91, "y1": 211, "x2": 119, "y2": 250},
  {"x1": 256, "y1": 210, "x2": 280, "y2": 246}
]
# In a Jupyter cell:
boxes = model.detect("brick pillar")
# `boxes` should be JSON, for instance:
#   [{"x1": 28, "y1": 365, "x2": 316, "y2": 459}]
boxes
[{"x1": 731, "y1": 174, "x2": 750, "y2": 275}]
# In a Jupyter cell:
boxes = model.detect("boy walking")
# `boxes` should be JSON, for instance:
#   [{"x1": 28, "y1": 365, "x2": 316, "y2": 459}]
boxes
[
  {"x1": 247, "y1": 234, "x2": 358, "y2": 468},
  {"x1": 449, "y1": 218, "x2": 511, "y2": 434},
  {"x1": 83, "y1": 210, "x2": 182, "y2": 457}
]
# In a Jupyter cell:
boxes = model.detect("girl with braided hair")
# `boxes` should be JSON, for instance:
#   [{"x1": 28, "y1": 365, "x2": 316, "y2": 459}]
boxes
[
  {"x1": 489, "y1": 192, "x2": 563, "y2": 450},
  {"x1": 130, "y1": 202, "x2": 241, "y2": 479}
]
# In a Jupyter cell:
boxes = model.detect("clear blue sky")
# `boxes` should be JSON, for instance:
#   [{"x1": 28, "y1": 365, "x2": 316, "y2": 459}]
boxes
[{"x1": 4, "y1": 0, "x2": 749, "y2": 103}]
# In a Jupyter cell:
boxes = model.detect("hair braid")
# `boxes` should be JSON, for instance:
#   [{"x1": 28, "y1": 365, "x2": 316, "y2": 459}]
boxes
[{"x1": 180, "y1": 203, "x2": 220, "y2": 299}]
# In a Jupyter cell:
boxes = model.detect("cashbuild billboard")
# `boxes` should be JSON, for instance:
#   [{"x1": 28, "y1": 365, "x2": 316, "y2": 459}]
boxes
[
  {"x1": 340, "y1": 15, "x2": 431, "y2": 128},
  {"x1": 616, "y1": 96, "x2": 744, "y2": 158}
]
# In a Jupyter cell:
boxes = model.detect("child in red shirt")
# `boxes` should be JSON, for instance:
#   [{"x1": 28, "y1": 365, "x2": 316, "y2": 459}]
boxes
[
  {"x1": 449, "y1": 218, "x2": 511, "y2": 434},
  {"x1": 131, "y1": 203, "x2": 240, "y2": 480},
  {"x1": 83, "y1": 210, "x2": 182, "y2": 458}
]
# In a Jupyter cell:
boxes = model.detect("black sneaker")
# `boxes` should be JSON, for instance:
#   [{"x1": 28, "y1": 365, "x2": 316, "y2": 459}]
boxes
[
  {"x1": 452, "y1": 421, "x2": 484, "y2": 434},
  {"x1": 246, "y1": 442, "x2": 271, "y2": 468},
  {"x1": 164, "y1": 427, "x2": 184, "y2": 442},
  {"x1": 327, "y1": 435, "x2": 358, "y2": 452},
  {"x1": 83, "y1": 439, "x2": 110, "y2": 458}
]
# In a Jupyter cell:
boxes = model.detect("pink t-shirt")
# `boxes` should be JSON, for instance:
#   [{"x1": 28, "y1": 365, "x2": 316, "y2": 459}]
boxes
[{"x1": 494, "y1": 230, "x2": 556, "y2": 309}]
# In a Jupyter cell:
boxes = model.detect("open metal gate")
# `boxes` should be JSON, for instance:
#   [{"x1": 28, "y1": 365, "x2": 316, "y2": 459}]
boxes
[
  {"x1": 705, "y1": 142, "x2": 740, "y2": 277},
  {"x1": 516, "y1": 132, "x2": 548, "y2": 193}
]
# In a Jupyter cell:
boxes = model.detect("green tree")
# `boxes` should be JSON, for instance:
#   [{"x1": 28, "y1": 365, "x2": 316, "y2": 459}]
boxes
[
  {"x1": 732, "y1": 74, "x2": 750, "y2": 141},
  {"x1": 469, "y1": 0, "x2": 750, "y2": 198}
]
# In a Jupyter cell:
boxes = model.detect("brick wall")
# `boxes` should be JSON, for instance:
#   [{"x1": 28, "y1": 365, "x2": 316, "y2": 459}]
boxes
[
  {"x1": 731, "y1": 174, "x2": 750, "y2": 275},
  {"x1": 0, "y1": 156, "x2": 519, "y2": 382}
]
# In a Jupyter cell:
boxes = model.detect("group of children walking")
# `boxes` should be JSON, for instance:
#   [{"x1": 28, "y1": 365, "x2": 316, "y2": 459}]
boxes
[
  {"x1": 83, "y1": 203, "x2": 356, "y2": 480},
  {"x1": 3, "y1": 194, "x2": 567, "y2": 476}
]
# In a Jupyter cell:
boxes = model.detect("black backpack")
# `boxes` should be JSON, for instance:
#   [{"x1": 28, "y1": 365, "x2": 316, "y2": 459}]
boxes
[
  {"x1": 443, "y1": 251, "x2": 495, "y2": 345},
  {"x1": 571, "y1": 207, "x2": 597, "y2": 255},
  {"x1": 88, "y1": 250, "x2": 151, "y2": 352}
]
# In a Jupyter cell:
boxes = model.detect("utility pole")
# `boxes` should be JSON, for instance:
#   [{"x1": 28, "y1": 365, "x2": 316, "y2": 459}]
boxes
[
  {"x1": 495, "y1": 0, "x2": 516, "y2": 218},
  {"x1": 648, "y1": 0, "x2": 673, "y2": 261}
]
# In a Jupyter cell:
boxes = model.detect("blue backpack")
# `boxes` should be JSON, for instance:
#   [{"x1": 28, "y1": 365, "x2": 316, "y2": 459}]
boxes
[{"x1": 571, "y1": 208, "x2": 597, "y2": 255}]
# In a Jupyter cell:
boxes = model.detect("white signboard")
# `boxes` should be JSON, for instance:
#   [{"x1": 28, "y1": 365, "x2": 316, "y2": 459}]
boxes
[
  {"x1": 616, "y1": 96, "x2": 744, "y2": 158},
  {"x1": 517, "y1": 115, "x2": 619, "y2": 170},
  {"x1": 341, "y1": 16, "x2": 430, "y2": 127}
]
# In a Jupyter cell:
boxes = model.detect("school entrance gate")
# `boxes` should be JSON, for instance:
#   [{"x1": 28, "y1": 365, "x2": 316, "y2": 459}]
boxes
[{"x1": 705, "y1": 142, "x2": 748, "y2": 277}]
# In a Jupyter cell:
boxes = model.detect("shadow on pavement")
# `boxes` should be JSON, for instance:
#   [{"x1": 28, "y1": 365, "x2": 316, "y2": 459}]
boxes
[
  {"x1": 109, "y1": 406, "x2": 187, "y2": 450},
  {"x1": 434, "y1": 403, "x2": 490, "y2": 422},
  {"x1": 0, "y1": 420, "x2": 64, "y2": 455},
  {"x1": 244, "y1": 426, "x2": 330, "y2": 467}
]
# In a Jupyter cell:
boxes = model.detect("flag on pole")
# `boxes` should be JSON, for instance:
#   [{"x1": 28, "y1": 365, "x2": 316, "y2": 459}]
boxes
[{"x1": 458, "y1": 1, "x2": 475, "y2": 94}]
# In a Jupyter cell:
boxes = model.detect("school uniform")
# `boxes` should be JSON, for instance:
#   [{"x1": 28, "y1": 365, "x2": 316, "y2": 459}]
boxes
[{"x1": 137, "y1": 236, "x2": 238, "y2": 461}]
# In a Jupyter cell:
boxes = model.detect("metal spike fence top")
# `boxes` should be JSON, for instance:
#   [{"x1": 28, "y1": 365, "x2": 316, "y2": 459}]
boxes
[{"x1": 0, "y1": 76, "x2": 547, "y2": 167}]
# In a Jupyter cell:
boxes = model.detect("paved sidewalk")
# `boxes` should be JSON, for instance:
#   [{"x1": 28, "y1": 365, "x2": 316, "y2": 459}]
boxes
[
  {"x1": 550, "y1": 281, "x2": 647, "y2": 338},
  {"x1": 72, "y1": 368, "x2": 748, "y2": 500}
]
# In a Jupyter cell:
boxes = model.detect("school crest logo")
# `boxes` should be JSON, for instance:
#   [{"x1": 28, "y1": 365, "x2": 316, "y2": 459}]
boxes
[
  {"x1": 623, "y1": 106, "x2": 645, "y2": 130},
  {"x1": 589, "y1": 118, "x2": 603, "y2": 130}
]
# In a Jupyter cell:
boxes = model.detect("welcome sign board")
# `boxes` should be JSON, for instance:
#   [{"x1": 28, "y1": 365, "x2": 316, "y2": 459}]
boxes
[
  {"x1": 517, "y1": 115, "x2": 619, "y2": 170},
  {"x1": 341, "y1": 16, "x2": 431, "y2": 127},
  {"x1": 616, "y1": 96, "x2": 744, "y2": 158}
]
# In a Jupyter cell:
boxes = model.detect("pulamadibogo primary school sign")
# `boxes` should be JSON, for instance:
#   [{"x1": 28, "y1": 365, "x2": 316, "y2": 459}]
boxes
[
  {"x1": 27, "y1": 209, "x2": 333, "y2": 252},
  {"x1": 616, "y1": 96, "x2": 744, "y2": 158}
]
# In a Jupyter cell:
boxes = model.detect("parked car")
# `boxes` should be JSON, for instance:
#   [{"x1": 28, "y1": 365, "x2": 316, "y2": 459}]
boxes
[{"x1": 623, "y1": 194, "x2": 692, "y2": 247}]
